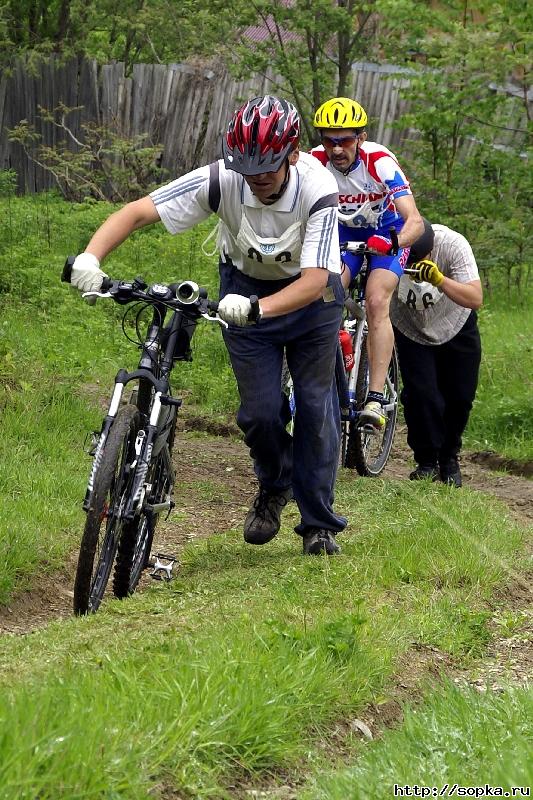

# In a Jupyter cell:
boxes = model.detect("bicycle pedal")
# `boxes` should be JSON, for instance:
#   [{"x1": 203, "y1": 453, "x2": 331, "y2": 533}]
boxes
[{"x1": 148, "y1": 553, "x2": 177, "y2": 581}]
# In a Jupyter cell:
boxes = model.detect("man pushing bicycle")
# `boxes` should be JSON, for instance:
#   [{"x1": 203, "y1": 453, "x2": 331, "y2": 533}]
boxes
[{"x1": 69, "y1": 95, "x2": 346, "y2": 556}]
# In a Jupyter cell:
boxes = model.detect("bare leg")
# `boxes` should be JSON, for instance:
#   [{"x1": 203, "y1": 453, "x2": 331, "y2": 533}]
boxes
[
  {"x1": 365, "y1": 269, "x2": 398, "y2": 392},
  {"x1": 340, "y1": 263, "x2": 351, "y2": 290}
]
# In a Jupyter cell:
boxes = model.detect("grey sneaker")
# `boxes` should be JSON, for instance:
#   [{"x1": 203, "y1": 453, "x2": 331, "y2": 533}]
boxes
[
  {"x1": 302, "y1": 528, "x2": 340, "y2": 556},
  {"x1": 243, "y1": 487, "x2": 292, "y2": 545}
]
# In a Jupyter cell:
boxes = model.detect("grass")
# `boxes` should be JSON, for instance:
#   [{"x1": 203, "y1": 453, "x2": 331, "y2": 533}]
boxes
[
  {"x1": 0, "y1": 479, "x2": 528, "y2": 798},
  {"x1": 302, "y1": 682, "x2": 533, "y2": 799},
  {"x1": 0, "y1": 189, "x2": 531, "y2": 796},
  {"x1": 465, "y1": 302, "x2": 533, "y2": 462},
  {"x1": 0, "y1": 192, "x2": 235, "y2": 601}
]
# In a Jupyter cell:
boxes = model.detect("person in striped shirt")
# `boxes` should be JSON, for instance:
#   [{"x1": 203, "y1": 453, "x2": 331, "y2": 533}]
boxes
[{"x1": 390, "y1": 223, "x2": 483, "y2": 487}]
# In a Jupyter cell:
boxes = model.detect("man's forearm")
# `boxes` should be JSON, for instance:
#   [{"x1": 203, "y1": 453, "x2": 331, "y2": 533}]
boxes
[
  {"x1": 260, "y1": 268, "x2": 330, "y2": 317},
  {"x1": 85, "y1": 197, "x2": 161, "y2": 262},
  {"x1": 394, "y1": 195, "x2": 424, "y2": 249},
  {"x1": 440, "y1": 278, "x2": 483, "y2": 310},
  {"x1": 397, "y1": 214, "x2": 424, "y2": 249}
]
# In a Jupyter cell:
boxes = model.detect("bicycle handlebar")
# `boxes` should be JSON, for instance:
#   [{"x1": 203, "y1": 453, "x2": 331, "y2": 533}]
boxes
[
  {"x1": 62, "y1": 256, "x2": 260, "y2": 324},
  {"x1": 340, "y1": 227, "x2": 400, "y2": 257}
]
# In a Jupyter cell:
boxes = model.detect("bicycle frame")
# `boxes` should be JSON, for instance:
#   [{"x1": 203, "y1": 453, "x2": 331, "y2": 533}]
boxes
[
  {"x1": 340, "y1": 244, "x2": 399, "y2": 426},
  {"x1": 83, "y1": 303, "x2": 189, "y2": 520},
  {"x1": 339, "y1": 261, "x2": 370, "y2": 424}
]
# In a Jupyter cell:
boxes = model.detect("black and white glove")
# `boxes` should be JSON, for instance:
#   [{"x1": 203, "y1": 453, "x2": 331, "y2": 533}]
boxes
[
  {"x1": 71, "y1": 253, "x2": 108, "y2": 305},
  {"x1": 218, "y1": 293, "x2": 262, "y2": 326}
]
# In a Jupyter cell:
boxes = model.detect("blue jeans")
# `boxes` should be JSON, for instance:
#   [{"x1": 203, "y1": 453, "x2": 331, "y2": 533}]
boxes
[{"x1": 220, "y1": 261, "x2": 347, "y2": 536}]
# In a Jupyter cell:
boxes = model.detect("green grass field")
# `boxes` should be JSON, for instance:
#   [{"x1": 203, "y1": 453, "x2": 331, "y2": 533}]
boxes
[
  {"x1": 0, "y1": 191, "x2": 531, "y2": 798},
  {"x1": 0, "y1": 480, "x2": 530, "y2": 797}
]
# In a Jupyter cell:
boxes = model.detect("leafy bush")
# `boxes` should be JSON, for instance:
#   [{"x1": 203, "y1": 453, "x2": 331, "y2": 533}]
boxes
[{"x1": 8, "y1": 104, "x2": 166, "y2": 202}]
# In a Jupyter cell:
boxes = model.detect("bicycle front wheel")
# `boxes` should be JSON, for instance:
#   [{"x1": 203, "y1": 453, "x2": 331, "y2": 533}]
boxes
[
  {"x1": 113, "y1": 407, "x2": 177, "y2": 597},
  {"x1": 73, "y1": 405, "x2": 141, "y2": 615},
  {"x1": 345, "y1": 339, "x2": 399, "y2": 477}
]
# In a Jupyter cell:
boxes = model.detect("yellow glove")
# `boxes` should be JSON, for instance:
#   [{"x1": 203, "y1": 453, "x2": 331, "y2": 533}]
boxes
[{"x1": 409, "y1": 259, "x2": 444, "y2": 287}]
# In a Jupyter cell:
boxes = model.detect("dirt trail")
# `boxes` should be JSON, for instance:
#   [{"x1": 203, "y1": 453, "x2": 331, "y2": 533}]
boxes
[{"x1": 0, "y1": 418, "x2": 531, "y2": 636}]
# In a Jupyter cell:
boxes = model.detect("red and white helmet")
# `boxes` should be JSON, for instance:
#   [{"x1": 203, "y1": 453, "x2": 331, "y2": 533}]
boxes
[{"x1": 223, "y1": 95, "x2": 300, "y2": 175}]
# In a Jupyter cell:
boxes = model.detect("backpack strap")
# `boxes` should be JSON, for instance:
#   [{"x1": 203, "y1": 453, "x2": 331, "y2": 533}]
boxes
[{"x1": 208, "y1": 161, "x2": 221, "y2": 213}]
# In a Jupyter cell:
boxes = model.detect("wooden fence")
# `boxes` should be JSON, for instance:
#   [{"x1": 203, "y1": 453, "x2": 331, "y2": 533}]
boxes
[{"x1": 0, "y1": 56, "x2": 529, "y2": 193}]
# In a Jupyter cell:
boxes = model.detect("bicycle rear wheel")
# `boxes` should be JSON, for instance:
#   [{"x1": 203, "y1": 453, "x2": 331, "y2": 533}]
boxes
[
  {"x1": 344, "y1": 338, "x2": 399, "y2": 476},
  {"x1": 73, "y1": 404, "x2": 141, "y2": 615}
]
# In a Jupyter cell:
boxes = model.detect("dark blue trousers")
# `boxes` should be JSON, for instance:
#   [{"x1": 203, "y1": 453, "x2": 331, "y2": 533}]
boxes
[{"x1": 220, "y1": 262, "x2": 347, "y2": 536}]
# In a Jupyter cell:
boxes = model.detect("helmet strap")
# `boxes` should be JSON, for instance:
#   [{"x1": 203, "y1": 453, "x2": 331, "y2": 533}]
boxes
[
  {"x1": 341, "y1": 141, "x2": 361, "y2": 176},
  {"x1": 263, "y1": 161, "x2": 291, "y2": 204}
]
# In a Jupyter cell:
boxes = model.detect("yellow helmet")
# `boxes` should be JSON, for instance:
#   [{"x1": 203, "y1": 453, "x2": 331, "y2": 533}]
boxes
[{"x1": 313, "y1": 97, "x2": 368, "y2": 129}]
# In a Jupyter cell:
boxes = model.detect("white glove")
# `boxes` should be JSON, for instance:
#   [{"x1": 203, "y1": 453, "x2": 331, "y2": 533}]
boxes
[
  {"x1": 218, "y1": 293, "x2": 258, "y2": 326},
  {"x1": 71, "y1": 252, "x2": 108, "y2": 305}
]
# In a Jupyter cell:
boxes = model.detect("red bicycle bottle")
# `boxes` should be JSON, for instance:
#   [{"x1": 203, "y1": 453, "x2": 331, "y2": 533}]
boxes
[{"x1": 339, "y1": 329, "x2": 354, "y2": 371}]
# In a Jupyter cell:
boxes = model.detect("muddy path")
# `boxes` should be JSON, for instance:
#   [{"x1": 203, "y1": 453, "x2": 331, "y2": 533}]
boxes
[{"x1": 0, "y1": 417, "x2": 531, "y2": 636}]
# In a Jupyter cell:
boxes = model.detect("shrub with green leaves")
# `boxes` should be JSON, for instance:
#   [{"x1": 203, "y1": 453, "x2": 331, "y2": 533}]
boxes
[{"x1": 8, "y1": 104, "x2": 166, "y2": 202}]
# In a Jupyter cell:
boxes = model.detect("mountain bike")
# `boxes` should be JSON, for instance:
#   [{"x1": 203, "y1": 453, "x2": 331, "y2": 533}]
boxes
[
  {"x1": 283, "y1": 240, "x2": 399, "y2": 477},
  {"x1": 62, "y1": 258, "x2": 234, "y2": 614},
  {"x1": 337, "y1": 240, "x2": 399, "y2": 476}
]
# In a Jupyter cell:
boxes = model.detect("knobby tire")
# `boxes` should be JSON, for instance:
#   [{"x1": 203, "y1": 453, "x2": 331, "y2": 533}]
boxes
[
  {"x1": 113, "y1": 404, "x2": 177, "y2": 598},
  {"x1": 73, "y1": 404, "x2": 141, "y2": 615},
  {"x1": 344, "y1": 339, "x2": 399, "y2": 476}
]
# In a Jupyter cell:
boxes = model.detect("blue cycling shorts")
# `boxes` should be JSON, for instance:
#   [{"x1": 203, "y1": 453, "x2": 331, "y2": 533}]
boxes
[{"x1": 340, "y1": 221, "x2": 410, "y2": 281}]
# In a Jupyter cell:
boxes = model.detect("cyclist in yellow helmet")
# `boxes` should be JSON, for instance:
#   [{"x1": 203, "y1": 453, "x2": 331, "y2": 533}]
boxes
[{"x1": 312, "y1": 97, "x2": 425, "y2": 429}]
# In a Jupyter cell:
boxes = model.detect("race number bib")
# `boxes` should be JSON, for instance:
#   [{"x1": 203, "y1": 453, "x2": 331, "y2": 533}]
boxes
[{"x1": 397, "y1": 275, "x2": 443, "y2": 311}]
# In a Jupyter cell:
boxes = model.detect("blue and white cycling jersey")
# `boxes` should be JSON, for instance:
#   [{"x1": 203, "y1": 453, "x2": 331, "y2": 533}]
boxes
[
  {"x1": 310, "y1": 141, "x2": 412, "y2": 278},
  {"x1": 310, "y1": 140, "x2": 412, "y2": 231}
]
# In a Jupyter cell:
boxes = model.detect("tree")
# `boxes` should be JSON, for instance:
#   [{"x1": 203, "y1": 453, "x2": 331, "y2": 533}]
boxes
[
  {"x1": 226, "y1": 0, "x2": 381, "y2": 144},
  {"x1": 384, "y1": 0, "x2": 532, "y2": 292},
  {"x1": 0, "y1": 0, "x2": 236, "y2": 72},
  {"x1": 1, "y1": 0, "x2": 79, "y2": 54}
]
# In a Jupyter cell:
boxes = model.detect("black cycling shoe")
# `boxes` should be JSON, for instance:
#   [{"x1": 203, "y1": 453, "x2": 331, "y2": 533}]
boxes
[
  {"x1": 409, "y1": 464, "x2": 440, "y2": 481},
  {"x1": 440, "y1": 458, "x2": 462, "y2": 488},
  {"x1": 302, "y1": 529, "x2": 340, "y2": 556},
  {"x1": 243, "y1": 486, "x2": 292, "y2": 545}
]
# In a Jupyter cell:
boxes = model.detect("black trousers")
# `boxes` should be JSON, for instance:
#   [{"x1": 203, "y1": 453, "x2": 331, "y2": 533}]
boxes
[{"x1": 393, "y1": 311, "x2": 481, "y2": 466}]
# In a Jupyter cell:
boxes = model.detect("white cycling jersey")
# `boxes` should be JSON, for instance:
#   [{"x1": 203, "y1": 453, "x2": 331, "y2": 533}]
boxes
[{"x1": 150, "y1": 152, "x2": 341, "y2": 280}]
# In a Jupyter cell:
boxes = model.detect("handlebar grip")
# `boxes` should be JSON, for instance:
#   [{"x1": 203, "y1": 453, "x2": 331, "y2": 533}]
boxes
[
  {"x1": 62, "y1": 255, "x2": 76, "y2": 283},
  {"x1": 248, "y1": 295, "x2": 261, "y2": 323},
  {"x1": 389, "y1": 227, "x2": 399, "y2": 256},
  {"x1": 101, "y1": 277, "x2": 113, "y2": 293}
]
